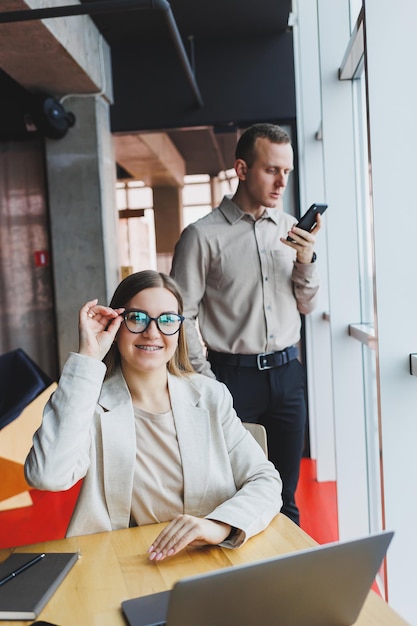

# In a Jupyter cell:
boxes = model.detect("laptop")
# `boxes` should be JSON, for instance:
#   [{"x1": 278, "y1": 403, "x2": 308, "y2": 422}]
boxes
[{"x1": 121, "y1": 530, "x2": 394, "y2": 626}]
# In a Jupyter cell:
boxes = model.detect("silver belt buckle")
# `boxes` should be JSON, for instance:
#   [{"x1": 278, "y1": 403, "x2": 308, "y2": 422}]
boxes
[{"x1": 257, "y1": 351, "x2": 275, "y2": 370}]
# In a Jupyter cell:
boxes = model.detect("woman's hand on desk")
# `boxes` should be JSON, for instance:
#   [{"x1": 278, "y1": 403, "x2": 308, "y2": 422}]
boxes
[{"x1": 147, "y1": 515, "x2": 231, "y2": 561}]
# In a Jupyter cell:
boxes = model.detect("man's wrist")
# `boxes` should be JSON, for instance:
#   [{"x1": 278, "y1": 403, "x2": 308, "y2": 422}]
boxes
[{"x1": 296, "y1": 251, "x2": 316, "y2": 264}]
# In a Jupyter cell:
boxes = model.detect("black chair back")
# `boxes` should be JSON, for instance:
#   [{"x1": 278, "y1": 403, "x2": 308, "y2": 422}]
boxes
[{"x1": 0, "y1": 348, "x2": 53, "y2": 430}]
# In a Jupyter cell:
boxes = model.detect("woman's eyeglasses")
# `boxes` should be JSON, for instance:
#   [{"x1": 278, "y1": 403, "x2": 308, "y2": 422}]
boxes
[{"x1": 121, "y1": 310, "x2": 184, "y2": 336}]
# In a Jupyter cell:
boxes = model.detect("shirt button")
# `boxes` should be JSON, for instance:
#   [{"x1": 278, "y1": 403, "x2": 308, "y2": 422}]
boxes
[{"x1": 265, "y1": 277, "x2": 268, "y2": 281}]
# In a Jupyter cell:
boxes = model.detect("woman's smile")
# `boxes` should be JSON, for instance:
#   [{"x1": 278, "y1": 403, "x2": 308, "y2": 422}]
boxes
[{"x1": 135, "y1": 344, "x2": 162, "y2": 352}]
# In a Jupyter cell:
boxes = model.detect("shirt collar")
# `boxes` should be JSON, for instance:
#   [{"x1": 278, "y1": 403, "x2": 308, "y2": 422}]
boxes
[{"x1": 219, "y1": 195, "x2": 281, "y2": 225}]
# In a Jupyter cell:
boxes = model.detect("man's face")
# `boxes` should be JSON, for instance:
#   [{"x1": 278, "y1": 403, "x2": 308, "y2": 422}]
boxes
[{"x1": 241, "y1": 137, "x2": 294, "y2": 208}]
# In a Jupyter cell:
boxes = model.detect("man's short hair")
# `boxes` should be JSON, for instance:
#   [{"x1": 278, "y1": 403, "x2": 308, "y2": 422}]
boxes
[{"x1": 235, "y1": 123, "x2": 291, "y2": 167}]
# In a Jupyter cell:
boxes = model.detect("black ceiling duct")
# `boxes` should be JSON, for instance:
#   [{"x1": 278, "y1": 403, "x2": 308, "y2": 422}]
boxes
[
  {"x1": 0, "y1": 0, "x2": 204, "y2": 109},
  {"x1": 30, "y1": 94, "x2": 76, "y2": 139}
]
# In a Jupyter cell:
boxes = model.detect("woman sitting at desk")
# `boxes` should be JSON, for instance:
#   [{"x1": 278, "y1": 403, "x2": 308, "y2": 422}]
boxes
[{"x1": 25, "y1": 270, "x2": 282, "y2": 561}]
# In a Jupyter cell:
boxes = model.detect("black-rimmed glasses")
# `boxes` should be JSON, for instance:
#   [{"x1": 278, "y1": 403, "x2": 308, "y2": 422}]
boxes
[{"x1": 121, "y1": 310, "x2": 185, "y2": 336}]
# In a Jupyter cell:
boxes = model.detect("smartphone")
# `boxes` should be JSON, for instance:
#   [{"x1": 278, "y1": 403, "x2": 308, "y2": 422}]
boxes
[{"x1": 287, "y1": 203, "x2": 328, "y2": 242}]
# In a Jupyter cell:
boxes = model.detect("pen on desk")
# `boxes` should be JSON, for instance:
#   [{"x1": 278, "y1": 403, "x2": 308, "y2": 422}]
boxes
[{"x1": 0, "y1": 553, "x2": 46, "y2": 587}]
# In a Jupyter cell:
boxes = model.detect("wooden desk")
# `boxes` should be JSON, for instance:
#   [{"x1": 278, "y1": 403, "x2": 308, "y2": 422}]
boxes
[{"x1": 0, "y1": 514, "x2": 408, "y2": 626}]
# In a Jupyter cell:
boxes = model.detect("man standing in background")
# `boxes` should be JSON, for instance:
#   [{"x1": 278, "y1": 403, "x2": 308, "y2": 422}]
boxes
[{"x1": 171, "y1": 123, "x2": 321, "y2": 524}]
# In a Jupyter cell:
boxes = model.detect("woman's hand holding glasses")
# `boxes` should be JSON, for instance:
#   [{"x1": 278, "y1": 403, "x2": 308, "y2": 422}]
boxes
[{"x1": 78, "y1": 299, "x2": 125, "y2": 360}]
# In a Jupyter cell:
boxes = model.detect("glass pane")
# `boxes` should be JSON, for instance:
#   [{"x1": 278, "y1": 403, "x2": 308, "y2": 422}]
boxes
[
  {"x1": 349, "y1": 0, "x2": 363, "y2": 31},
  {"x1": 127, "y1": 186, "x2": 153, "y2": 209},
  {"x1": 219, "y1": 175, "x2": 238, "y2": 197},
  {"x1": 182, "y1": 182, "x2": 211, "y2": 206},
  {"x1": 184, "y1": 174, "x2": 210, "y2": 184},
  {"x1": 353, "y1": 75, "x2": 384, "y2": 550},
  {"x1": 116, "y1": 186, "x2": 127, "y2": 210},
  {"x1": 183, "y1": 205, "x2": 212, "y2": 228},
  {"x1": 354, "y1": 77, "x2": 374, "y2": 323}
]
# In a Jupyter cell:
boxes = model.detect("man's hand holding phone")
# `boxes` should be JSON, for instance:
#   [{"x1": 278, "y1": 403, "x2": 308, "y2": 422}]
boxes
[{"x1": 281, "y1": 203, "x2": 327, "y2": 264}]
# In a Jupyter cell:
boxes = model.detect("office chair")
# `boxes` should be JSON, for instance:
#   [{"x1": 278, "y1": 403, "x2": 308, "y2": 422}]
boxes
[
  {"x1": 242, "y1": 422, "x2": 268, "y2": 456},
  {"x1": 0, "y1": 348, "x2": 53, "y2": 430}
]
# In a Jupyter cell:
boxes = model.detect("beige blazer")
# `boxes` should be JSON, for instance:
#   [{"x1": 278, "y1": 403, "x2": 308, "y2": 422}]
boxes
[{"x1": 25, "y1": 353, "x2": 282, "y2": 544}]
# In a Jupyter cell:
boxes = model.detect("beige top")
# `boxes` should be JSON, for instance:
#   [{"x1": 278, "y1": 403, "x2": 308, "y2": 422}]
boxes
[
  {"x1": 171, "y1": 196, "x2": 320, "y2": 376},
  {"x1": 131, "y1": 406, "x2": 184, "y2": 525}
]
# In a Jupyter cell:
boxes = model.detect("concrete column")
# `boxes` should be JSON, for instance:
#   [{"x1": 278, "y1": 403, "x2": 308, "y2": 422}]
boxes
[
  {"x1": 153, "y1": 186, "x2": 183, "y2": 273},
  {"x1": 45, "y1": 95, "x2": 119, "y2": 368}
]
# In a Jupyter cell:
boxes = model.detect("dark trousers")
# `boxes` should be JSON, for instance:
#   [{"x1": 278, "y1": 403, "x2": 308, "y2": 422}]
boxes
[{"x1": 210, "y1": 358, "x2": 307, "y2": 525}]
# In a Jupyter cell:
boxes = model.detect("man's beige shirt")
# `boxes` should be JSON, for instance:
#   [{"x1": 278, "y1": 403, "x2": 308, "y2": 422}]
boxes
[{"x1": 171, "y1": 196, "x2": 320, "y2": 377}]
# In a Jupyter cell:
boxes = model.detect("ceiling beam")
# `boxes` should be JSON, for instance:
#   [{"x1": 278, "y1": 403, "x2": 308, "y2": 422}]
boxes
[
  {"x1": 114, "y1": 132, "x2": 186, "y2": 187},
  {"x1": 0, "y1": 0, "x2": 204, "y2": 108}
]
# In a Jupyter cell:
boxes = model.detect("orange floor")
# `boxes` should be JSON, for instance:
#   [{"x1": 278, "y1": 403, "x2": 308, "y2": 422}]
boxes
[
  {"x1": 296, "y1": 458, "x2": 338, "y2": 544},
  {"x1": 0, "y1": 459, "x2": 337, "y2": 550},
  {"x1": 0, "y1": 481, "x2": 82, "y2": 549}
]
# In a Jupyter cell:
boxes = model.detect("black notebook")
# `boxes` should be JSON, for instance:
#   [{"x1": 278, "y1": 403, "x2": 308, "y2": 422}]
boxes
[{"x1": 0, "y1": 552, "x2": 78, "y2": 620}]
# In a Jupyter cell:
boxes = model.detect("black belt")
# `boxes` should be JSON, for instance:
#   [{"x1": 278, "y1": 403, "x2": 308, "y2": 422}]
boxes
[{"x1": 208, "y1": 346, "x2": 298, "y2": 371}]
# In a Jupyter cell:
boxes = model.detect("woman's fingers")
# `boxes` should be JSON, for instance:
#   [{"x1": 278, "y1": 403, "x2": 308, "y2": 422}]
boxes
[
  {"x1": 80, "y1": 301, "x2": 124, "y2": 327},
  {"x1": 78, "y1": 301, "x2": 124, "y2": 359},
  {"x1": 147, "y1": 516, "x2": 231, "y2": 561}
]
